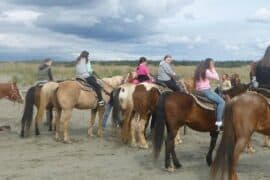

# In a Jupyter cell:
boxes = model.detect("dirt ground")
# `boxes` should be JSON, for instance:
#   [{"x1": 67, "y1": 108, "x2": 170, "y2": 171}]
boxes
[{"x1": 0, "y1": 99, "x2": 270, "y2": 180}]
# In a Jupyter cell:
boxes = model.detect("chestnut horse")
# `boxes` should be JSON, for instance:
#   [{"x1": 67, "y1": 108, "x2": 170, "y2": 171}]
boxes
[
  {"x1": 152, "y1": 83, "x2": 250, "y2": 172},
  {"x1": 211, "y1": 92, "x2": 270, "y2": 180},
  {"x1": 53, "y1": 80, "x2": 112, "y2": 143},
  {"x1": 20, "y1": 82, "x2": 59, "y2": 137},
  {"x1": 0, "y1": 82, "x2": 24, "y2": 103}
]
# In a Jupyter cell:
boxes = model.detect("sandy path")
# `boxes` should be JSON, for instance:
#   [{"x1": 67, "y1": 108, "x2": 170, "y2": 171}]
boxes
[{"x1": 0, "y1": 100, "x2": 270, "y2": 180}]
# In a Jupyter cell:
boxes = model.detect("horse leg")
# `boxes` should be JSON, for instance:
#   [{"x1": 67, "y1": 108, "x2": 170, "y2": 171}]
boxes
[
  {"x1": 231, "y1": 137, "x2": 249, "y2": 180},
  {"x1": 121, "y1": 109, "x2": 134, "y2": 144},
  {"x1": 47, "y1": 107, "x2": 53, "y2": 131},
  {"x1": 206, "y1": 131, "x2": 219, "y2": 166},
  {"x1": 174, "y1": 129, "x2": 182, "y2": 145},
  {"x1": 246, "y1": 141, "x2": 256, "y2": 153},
  {"x1": 35, "y1": 119, "x2": 40, "y2": 136},
  {"x1": 97, "y1": 107, "x2": 105, "y2": 137},
  {"x1": 88, "y1": 109, "x2": 97, "y2": 137},
  {"x1": 62, "y1": 110, "x2": 72, "y2": 143},
  {"x1": 263, "y1": 136, "x2": 270, "y2": 147},
  {"x1": 20, "y1": 118, "x2": 26, "y2": 137},
  {"x1": 137, "y1": 114, "x2": 149, "y2": 149},
  {"x1": 170, "y1": 130, "x2": 182, "y2": 169},
  {"x1": 165, "y1": 131, "x2": 180, "y2": 172},
  {"x1": 54, "y1": 108, "x2": 62, "y2": 141},
  {"x1": 130, "y1": 113, "x2": 138, "y2": 147}
]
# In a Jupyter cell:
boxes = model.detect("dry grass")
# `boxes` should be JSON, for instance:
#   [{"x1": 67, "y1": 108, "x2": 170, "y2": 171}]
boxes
[{"x1": 0, "y1": 62, "x2": 251, "y2": 86}]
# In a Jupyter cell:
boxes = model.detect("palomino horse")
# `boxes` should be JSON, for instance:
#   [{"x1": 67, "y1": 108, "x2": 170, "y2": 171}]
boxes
[
  {"x1": 53, "y1": 80, "x2": 112, "y2": 143},
  {"x1": 0, "y1": 82, "x2": 24, "y2": 103},
  {"x1": 112, "y1": 82, "x2": 160, "y2": 148},
  {"x1": 20, "y1": 82, "x2": 59, "y2": 137},
  {"x1": 211, "y1": 92, "x2": 270, "y2": 180},
  {"x1": 152, "y1": 83, "x2": 251, "y2": 172}
]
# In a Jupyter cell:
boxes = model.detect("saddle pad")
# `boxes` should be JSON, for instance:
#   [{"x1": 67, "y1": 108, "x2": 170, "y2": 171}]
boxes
[
  {"x1": 75, "y1": 78, "x2": 94, "y2": 92},
  {"x1": 190, "y1": 93, "x2": 215, "y2": 111}
]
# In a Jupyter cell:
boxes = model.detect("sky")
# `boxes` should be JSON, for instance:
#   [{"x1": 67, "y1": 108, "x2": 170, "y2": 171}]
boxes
[{"x1": 0, "y1": 0, "x2": 269, "y2": 61}]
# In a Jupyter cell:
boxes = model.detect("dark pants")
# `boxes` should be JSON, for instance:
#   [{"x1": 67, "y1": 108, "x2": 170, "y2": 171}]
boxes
[
  {"x1": 137, "y1": 75, "x2": 150, "y2": 82},
  {"x1": 162, "y1": 79, "x2": 181, "y2": 91},
  {"x1": 85, "y1": 76, "x2": 103, "y2": 101}
]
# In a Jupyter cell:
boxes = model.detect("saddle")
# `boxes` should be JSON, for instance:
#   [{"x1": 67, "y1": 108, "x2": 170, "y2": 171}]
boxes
[
  {"x1": 75, "y1": 77, "x2": 94, "y2": 91},
  {"x1": 190, "y1": 91, "x2": 216, "y2": 111},
  {"x1": 35, "y1": 80, "x2": 48, "y2": 87},
  {"x1": 250, "y1": 87, "x2": 270, "y2": 105}
]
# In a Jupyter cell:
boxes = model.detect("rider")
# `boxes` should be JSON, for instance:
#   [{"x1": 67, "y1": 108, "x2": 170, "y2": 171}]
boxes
[
  {"x1": 37, "y1": 58, "x2": 54, "y2": 83},
  {"x1": 75, "y1": 50, "x2": 104, "y2": 106},
  {"x1": 252, "y1": 45, "x2": 270, "y2": 88},
  {"x1": 157, "y1": 55, "x2": 181, "y2": 91},
  {"x1": 221, "y1": 73, "x2": 232, "y2": 90},
  {"x1": 135, "y1": 57, "x2": 154, "y2": 83},
  {"x1": 194, "y1": 58, "x2": 225, "y2": 129}
]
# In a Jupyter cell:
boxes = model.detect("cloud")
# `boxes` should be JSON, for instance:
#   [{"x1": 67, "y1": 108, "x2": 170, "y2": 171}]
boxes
[
  {"x1": 224, "y1": 44, "x2": 240, "y2": 51},
  {"x1": 0, "y1": 9, "x2": 41, "y2": 25},
  {"x1": 248, "y1": 8, "x2": 270, "y2": 23}
]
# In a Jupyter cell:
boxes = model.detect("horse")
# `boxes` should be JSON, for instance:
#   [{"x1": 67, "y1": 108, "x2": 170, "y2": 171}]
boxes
[
  {"x1": 0, "y1": 82, "x2": 24, "y2": 103},
  {"x1": 112, "y1": 82, "x2": 161, "y2": 148},
  {"x1": 211, "y1": 92, "x2": 270, "y2": 180},
  {"x1": 20, "y1": 81, "x2": 59, "y2": 137},
  {"x1": 151, "y1": 82, "x2": 251, "y2": 172},
  {"x1": 52, "y1": 80, "x2": 112, "y2": 143},
  {"x1": 230, "y1": 73, "x2": 241, "y2": 87}
]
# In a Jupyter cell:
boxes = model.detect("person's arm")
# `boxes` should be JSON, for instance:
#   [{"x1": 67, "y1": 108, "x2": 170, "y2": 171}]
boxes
[
  {"x1": 163, "y1": 63, "x2": 176, "y2": 77},
  {"x1": 48, "y1": 68, "x2": 54, "y2": 81},
  {"x1": 206, "y1": 69, "x2": 219, "y2": 80},
  {"x1": 87, "y1": 60, "x2": 93, "y2": 75}
]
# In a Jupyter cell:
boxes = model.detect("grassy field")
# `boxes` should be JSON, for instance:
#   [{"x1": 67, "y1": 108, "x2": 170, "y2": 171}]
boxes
[{"x1": 0, "y1": 62, "x2": 251, "y2": 86}]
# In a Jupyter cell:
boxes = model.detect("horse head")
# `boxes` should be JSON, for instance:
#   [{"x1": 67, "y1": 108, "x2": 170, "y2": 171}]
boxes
[{"x1": 9, "y1": 83, "x2": 24, "y2": 103}]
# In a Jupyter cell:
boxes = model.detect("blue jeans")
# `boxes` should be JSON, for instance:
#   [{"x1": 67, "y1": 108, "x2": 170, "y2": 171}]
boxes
[
  {"x1": 201, "y1": 89, "x2": 225, "y2": 123},
  {"x1": 102, "y1": 103, "x2": 113, "y2": 129}
]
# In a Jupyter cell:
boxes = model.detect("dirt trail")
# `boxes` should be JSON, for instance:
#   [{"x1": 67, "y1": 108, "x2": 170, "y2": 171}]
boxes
[{"x1": 0, "y1": 100, "x2": 270, "y2": 180}]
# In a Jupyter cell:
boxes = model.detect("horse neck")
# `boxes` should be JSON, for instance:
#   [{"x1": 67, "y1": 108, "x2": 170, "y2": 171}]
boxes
[{"x1": 0, "y1": 83, "x2": 12, "y2": 99}]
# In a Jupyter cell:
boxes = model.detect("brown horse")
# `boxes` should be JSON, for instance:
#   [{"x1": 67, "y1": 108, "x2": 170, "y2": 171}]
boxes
[
  {"x1": 211, "y1": 92, "x2": 270, "y2": 180},
  {"x1": 20, "y1": 82, "x2": 59, "y2": 137},
  {"x1": 53, "y1": 80, "x2": 112, "y2": 143},
  {"x1": 0, "y1": 82, "x2": 24, "y2": 103},
  {"x1": 152, "y1": 83, "x2": 250, "y2": 172},
  {"x1": 112, "y1": 82, "x2": 161, "y2": 148}
]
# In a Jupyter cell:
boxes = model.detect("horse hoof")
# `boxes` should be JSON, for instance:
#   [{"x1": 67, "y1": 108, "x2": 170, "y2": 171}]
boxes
[
  {"x1": 63, "y1": 140, "x2": 72, "y2": 144},
  {"x1": 130, "y1": 143, "x2": 137, "y2": 148},
  {"x1": 97, "y1": 130, "x2": 104, "y2": 137},
  {"x1": 174, "y1": 163, "x2": 182, "y2": 169},
  {"x1": 164, "y1": 167, "x2": 175, "y2": 173},
  {"x1": 175, "y1": 139, "x2": 183, "y2": 145},
  {"x1": 139, "y1": 144, "x2": 149, "y2": 149}
]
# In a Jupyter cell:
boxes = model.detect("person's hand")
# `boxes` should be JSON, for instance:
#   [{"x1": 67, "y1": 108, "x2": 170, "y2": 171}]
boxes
[{"x1": 252, "y1": 76, "x2": 259, "y2": 88}]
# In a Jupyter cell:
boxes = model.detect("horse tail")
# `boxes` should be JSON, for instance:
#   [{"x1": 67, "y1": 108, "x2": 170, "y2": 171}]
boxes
[
  {"x1": 112, "y1": 88, "x2": 122, "y2": 126},
  {"x1": 20, "y1": 86, "x2": 36, "y2": 137},
  {"x1": 34, "y1": 82, "x2": 59, "y2": 125},
  {"x1": 211, "y1": 102, "x2": 235, "y2": 180},
  {"x1": 152, "y1": 91, "x2": 171, "y2": 160}
]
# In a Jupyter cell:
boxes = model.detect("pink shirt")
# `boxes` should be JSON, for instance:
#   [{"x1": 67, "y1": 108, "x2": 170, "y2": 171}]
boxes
[
  {"x1": 195, "y1": 69, "x2": 219, "y2": 91},
  {"x1": 136, "y1": 63, "x2": 149, "y2": 75}
]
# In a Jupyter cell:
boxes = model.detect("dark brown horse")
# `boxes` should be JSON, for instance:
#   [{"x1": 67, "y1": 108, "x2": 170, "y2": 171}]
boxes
[
  {"x1": 211, "y1": 92, "x2": 270, "y2": 180},
  {"x1": 0, "y1": 82, "x2": 24, "y2": 103},
  {"x1": 152, "y1": 83, "x2": 250, "y2": 172}
]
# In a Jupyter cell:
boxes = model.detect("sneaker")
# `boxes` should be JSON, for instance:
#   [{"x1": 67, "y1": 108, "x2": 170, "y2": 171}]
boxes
[
  {"x1": 98, "y1": 100, "x2": 105, "y2": 106},
  {"x1": 215, "y1": 121, "x2": 222, "y2": 127}
]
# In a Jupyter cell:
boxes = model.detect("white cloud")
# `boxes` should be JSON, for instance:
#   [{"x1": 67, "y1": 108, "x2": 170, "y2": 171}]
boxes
[
  {"x1": 248, "y1": 8, "x2": 270, "y2": 23},
  {"x1": 255, "y1": 39, "x2": 270, "y2": 50},
  {"x1": 224, "y1": 44, "x2": 240, "y2": 51},
  {"x1": 0, "y1": 9, "x2": 41, "y2": 25}
]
